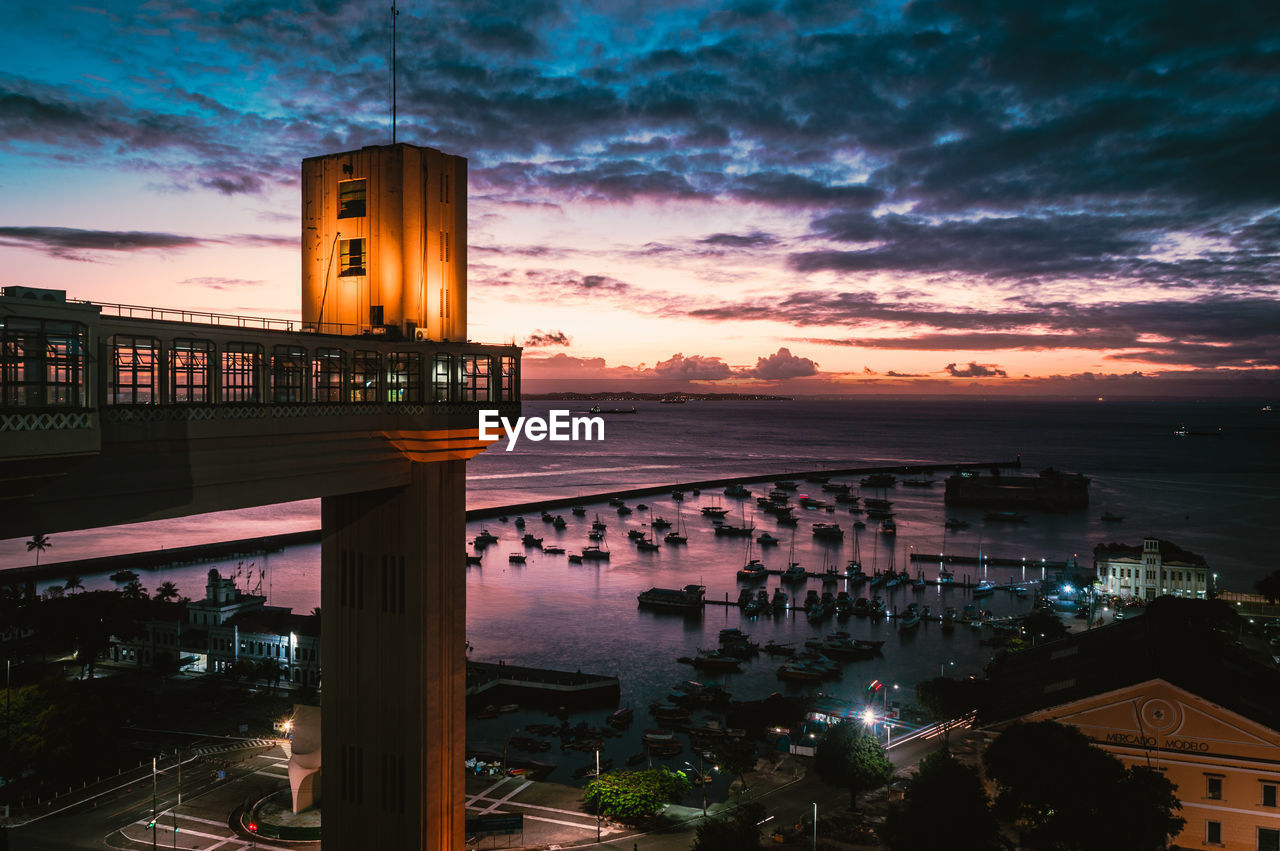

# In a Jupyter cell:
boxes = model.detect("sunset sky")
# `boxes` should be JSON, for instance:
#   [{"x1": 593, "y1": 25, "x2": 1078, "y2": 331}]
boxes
[{"x1": 1, "y1": 1, "x2": 1277, "y2": 396}]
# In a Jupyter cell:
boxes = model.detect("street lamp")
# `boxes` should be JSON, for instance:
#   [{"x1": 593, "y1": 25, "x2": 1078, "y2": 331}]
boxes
[
  {"x1": 812, "y1": 801, "x2": 818, "y2": 851},
  {"x1": 941, "y1": 660, "x2": 955, "y2": 677},
  {"x1": 684, "y1": 753, "x2": 708, "y2": 819}
]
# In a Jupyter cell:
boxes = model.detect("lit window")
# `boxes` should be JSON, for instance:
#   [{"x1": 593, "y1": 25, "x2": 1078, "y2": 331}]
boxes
[
  {"x1": 338, "y1": 179, "x2": 366, "y2": 219},
  {"x1": 339, "y1": 238, "x2": 366, "y2": 277},
  {"x1": 1206, "y1": 775, "x2": 1223, "y2": 800}
]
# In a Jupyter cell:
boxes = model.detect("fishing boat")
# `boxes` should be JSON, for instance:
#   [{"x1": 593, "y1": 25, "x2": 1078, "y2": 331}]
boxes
[
  {"x1": 757, "y1": 532, "x2": 779, "y2": 546},
  {"x1": 690, "y1": 650, "x2": 743, "y2": 672},
  {"x1": 701, "y1": 505, "x2": 729, "y2": 518},
  {"x1": 567, "y1": 554, "x2": 583, "y2": 564},
  {"x1": 521, "y1": 533, "x2": 544, "y2": 548},
  {"x1": 781, "y1": 563, "x2": 809, "y2": 583},
  {"x1": 473, "y1": 529, "x2": 499, "y2": 545},
  {"x1": 812, "y1": 522, "x2": 844, "y2": 541},
  {"x1": 637, "y1": 584, "x2": 705, "y2": 611},
  {"x1": 552, "y1": 515, "x2": 567, "y2": 529},
  {"x1": 465, "y1": 554, "x2": 481, "y2": 566},
  {"x1": 542, "y1": 546, "x2": 566, "y2": 555},
  {"x1": 651, "y1": 516, "x2": 672, "y2": 529},
  {"x1": 508, "y1": 553, "x2": 526, "y2": 563},
  {"x1": 571, "y1": 505, "x2": 586, "y2": 516}
]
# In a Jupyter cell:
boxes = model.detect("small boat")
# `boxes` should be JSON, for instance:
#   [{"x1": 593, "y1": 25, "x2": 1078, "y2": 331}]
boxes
[
  {"x1": 608, "y1": 498, "x2": 625, "y2": 507},
  {"x1": 860, "y1": 473, "x2": 897, "y2": 488},
  {"x1": 617, "y1": 505, "x2": 633, "y2": 515},
  {"x1": 983, "y1": 511, "x2": 1027, "y2": 523},
  {"x1": 636, "y1": 537, "x2": 660, "y2": 552},
  {"x1": 637, "y1": 503, "x2": 648, "y2": 510},
  {"x1": 724, "y1": 484, "x2": 750, "y2": 498},
  {"x1": 473, "y1": 529, "x2": 499, "y2": 545},
  {"x1": 111, "y1": 569, "x2": 140, "y2": 583},
  {"x1": 672, "y1": 490, "x2": 685, "y2": 501},
  {"x1": 701, "y1": 505, "x2": 729, "y2": 518},
  {"x1": 757, "y1": 532, "x2": 779, "y2": 546},
  {"x1": 591, "y1": 516, "x2": 607, "y2": 531},
  {"x1": 775, "y1": 480, "x2": 799, "y2": 490},
  {"x1": 972, "y1": 580, "x2": 997, "y2": 598},
  {"x1": 812, "y1": 523, "x2": 844, "y2": 540},
  {"x1": 588, "y1": 530, "x2": 604, "y2": 541},
  {"x1": 651, "y1": 516, "x2": 672, "y2": 529},
  {"x1": 508, "y1": 553, "x2": 527, "y2": 564},
  {"x1": 514, "y1": 517, "x2": 525, "y2": 528},
  {"x1": 581, "y1": 546, "x2": 610, "y2": 561},
  {"x1": 690, "y1": 651, "x2": 742, "y2": 672},
  {"x1": 552, "y1": 516, "x2": 567, "y2": 529},
  {"x1": 770, "y1": 588, "x2": 789, "y2": 611},
  {"x1": 738, "y1": 560, "x2": 768, "y2": 581},
  {"x1": 567, "y1": 554, "x2": 583, "y2": 564},
  {"x1": 542, "y1": 545, "x2": 566, "y2": 555},
  {"x1": 781, "y1": 564, "x2": 809, "y2": 583},
  {"x1": 607, "y1": 707, "x2": 634, "y2": 727},
  {"x1": 880, "y1": 518, "x2": 897, "y2": 536},
  {"x1": 465, "y1": 554, "x2": 482, "y2": 566},
  {"x1": 898, "y1": 611, "x2": 921, "y2": 630},
  {"x1": 764, "y1": 640, "x2": 795, "y2": 656},
  {"x1": 628, "y1": 529, "x2": 647, "y2": 540},
  {"x1": 521, "y1": 533, "x2": 544, "y2": 548},
  {"x1": 571, "y1": 505, "x2": 586, "y2": 516},
  {"x1": 938, "y1": 570, "x2": 956, "y2": 586},
  {"x1": 1173, "y1": 424, "x2": 1190, "y2": 437},
  {"x1": 664, "y1": 531, "x2": 687, "y2": 544},
  {"x1": 776, "y1": 514, "x2": 798, "y2": 526}
]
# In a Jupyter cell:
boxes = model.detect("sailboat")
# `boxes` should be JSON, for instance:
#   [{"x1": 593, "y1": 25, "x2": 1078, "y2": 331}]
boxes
[{"x1": 664, "y1": 503, "x2": 688, "y2": 544}]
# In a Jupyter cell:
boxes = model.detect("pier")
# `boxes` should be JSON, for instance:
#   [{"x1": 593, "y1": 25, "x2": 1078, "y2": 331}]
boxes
[
  {"x1": 465, "y1": 661, "x2": 621, "y2": 707},
  {"x1": 909, "y1": 552, "x2": 1075, "y2": 570}
]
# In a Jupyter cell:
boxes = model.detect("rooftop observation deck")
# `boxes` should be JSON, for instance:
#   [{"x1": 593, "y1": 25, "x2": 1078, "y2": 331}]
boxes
[{"x1": 0, "y1": 287, "x2": 521, "y2": 538}]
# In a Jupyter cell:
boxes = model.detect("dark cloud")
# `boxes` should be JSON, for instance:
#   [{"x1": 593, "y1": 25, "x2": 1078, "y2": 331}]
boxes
[
  {"x1": 945, "y1": 362, "x2": 1008, "y2": 378},
  {"x1": 0, "y1": 226, "x2": 207, "y2": 259},
  {"x1": 650, "y1": 353, "x2": 734, "y2": 380},
  {"x1": 523, "y1": 329, "x2": 571, "y2": 347},
  {"x1": 740, "y1": 347, "x2": 819, "y2": 379},
  {"x1": 698, "y1": 231, "x2": 778, "y2": 248}
]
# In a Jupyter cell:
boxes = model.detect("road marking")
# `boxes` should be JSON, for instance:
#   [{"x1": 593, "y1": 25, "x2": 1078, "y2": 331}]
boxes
[
  {"x1": 480, "y1": 779, "x2": 532, "y2": 813},
  {"x1": 469, "y1": 794, "x2": 597, "y2": 820},
  {"x1": 253, "y1": 769, "x2": 291, "y2": 779},
  {"x1": 465, "y1": 776, "x2": 511, "y2": 805}
]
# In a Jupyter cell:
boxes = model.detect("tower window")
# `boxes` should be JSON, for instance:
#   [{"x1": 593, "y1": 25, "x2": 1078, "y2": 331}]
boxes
[
  {"x1": 339, "y1": 238, "x2": 366, "y2": 277},
  {"x1": 338, "y1": 179, "x2": 366, "y2": 219}
]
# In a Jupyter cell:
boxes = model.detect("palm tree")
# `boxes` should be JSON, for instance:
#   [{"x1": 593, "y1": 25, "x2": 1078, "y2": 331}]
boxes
[
  {"x1": 64, "y1": 574, "x2": 84, "y2": 594},
  {"x1": 121, "y1": 579, "x2": 148, "y2": 601},
  {"x1": 26, "y1": 533, "x2": 51, "y2": 566},
  {"x1": 154, "y1": 581, "x2": 180, "y2": 602}
]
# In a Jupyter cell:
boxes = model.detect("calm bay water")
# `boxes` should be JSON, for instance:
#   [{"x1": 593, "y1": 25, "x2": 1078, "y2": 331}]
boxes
[{"x1": 2, "y1": 398, "x2": 1276, "y2": 780}]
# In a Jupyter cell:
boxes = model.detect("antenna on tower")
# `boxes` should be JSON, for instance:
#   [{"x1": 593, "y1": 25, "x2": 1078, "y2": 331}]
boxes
[{"x1": 391, "y1": 1, "x2": 399, "y2": 144}]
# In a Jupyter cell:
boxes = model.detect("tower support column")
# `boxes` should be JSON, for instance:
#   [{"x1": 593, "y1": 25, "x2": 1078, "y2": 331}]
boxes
[{"x1": 321, "y1": 459, "x2": 466, "y2": 849}]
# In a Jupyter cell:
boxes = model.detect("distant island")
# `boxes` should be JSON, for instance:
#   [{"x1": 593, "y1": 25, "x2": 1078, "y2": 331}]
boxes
[{"x1": 524, "y1": 391, "x2": 791, "y2": 402}]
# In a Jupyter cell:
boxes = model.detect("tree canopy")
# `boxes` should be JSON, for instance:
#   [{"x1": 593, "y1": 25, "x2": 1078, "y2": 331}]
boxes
[
  {"x1": 582, "y1": 767, "x2": 692, "y2": 822},
  {"x1": 880, "y1": 750, "x2": 1003, "y2": 851},
  {"x1": 1256, "y1": 570, "x2": 1280, "y2": 605},
  {"x1": 813, "y1": 720, "x2": 893, "y2": 809},
  {"x1": 983, "y1": 721, "x2": 1184, "y2": 850},
  {"x1": 692, "y1": 800, "x2": 766, "y2": 851}
]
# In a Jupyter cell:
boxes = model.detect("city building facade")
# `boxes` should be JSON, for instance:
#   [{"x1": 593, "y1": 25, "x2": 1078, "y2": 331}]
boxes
[{"x1": 1095, "y1": 537, "x2": 1213, "y2": 599}]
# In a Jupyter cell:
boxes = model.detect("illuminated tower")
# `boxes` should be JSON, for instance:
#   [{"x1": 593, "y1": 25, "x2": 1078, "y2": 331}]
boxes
[{"x1": 302, "y1": 143, "x2": 466, "y2": 340}]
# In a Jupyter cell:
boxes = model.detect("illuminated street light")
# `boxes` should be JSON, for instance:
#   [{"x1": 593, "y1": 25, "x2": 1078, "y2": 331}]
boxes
[{"x1": 861, "y1": 707, "x2": 877, "y2": 726}]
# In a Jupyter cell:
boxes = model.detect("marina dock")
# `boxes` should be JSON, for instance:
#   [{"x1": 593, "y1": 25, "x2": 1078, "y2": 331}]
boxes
[{"x1": 466, "y1": 661, "x2": 621, "y2": 707}]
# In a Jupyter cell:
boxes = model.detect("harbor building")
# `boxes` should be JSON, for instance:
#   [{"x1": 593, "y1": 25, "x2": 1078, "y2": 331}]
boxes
[
  {"x1": 1, "y1": 141, "x2": 520, "y2": 849},
  {"x1": 111, "y1": 568, "x2": 322, "y2": 688},
  {"x1": 1095, "y1": 537, "x2": 1213, "y2": 600},
  {"x1": 983, "y1": 597, "x2": 1280, "y2": 851}
]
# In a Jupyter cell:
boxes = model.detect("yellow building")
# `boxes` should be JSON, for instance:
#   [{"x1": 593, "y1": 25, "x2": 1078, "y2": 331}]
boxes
[
  {"x1": 301, "y1": 143, "x2": 466, "y2": 340},
  {"x1": 984, "y1": 598, "x2": 1280, "y2": 850}
]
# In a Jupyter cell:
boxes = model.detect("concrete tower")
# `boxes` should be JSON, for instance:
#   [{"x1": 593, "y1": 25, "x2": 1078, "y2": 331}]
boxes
[
  {"x1": 302, "y1": 143, "x2": 466, "y2": 340},
  {"x1": 307, "y1": 142, "x2": 473, "y2": 849}
]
